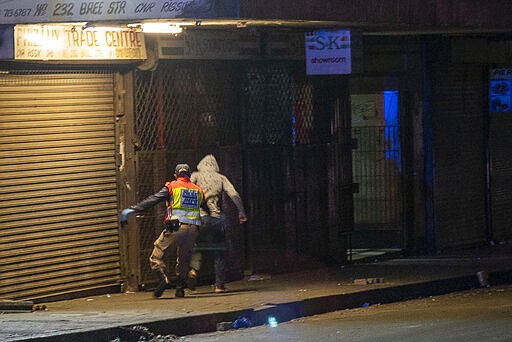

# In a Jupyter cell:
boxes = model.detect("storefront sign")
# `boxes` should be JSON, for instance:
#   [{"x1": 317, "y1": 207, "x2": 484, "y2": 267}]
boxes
[
  {"x1": 305, "y1": 29, "x2": 352, "y2": 75},
  {"x1": 490, "y1": 68, "x2": 512, "y2": 112},
  {"x1": 266, "y1": 31, "x2": 304, "y2": 60},
  {"x1": 158, "y1": 29, "x2": 260, "y2": 59},
  {"x1": 0, "y1": 0, "x2": 229, "y2": 24},
  {"x1": 14, "y1": 24, "x2": 146, "y2": 60}
]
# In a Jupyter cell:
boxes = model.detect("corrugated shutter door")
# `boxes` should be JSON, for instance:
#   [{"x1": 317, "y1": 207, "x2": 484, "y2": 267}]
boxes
[
  {"x1": 489, "y1": 114, "x2": 512, "y2": 242},
  {"x1": 430, "y1": 65, "x2": 487, "y2": 249},
  {"x1": 0, "y1": 71, "x2": 121, "y2": 301}
]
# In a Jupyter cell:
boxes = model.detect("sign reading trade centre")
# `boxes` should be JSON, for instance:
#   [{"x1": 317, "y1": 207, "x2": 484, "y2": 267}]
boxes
[
  {"x1": 305, "y1": 29, "x2": 352, "y2": 75},
  {"x1": 14, "y1": 24, "x2": 146, "y2": 60}
]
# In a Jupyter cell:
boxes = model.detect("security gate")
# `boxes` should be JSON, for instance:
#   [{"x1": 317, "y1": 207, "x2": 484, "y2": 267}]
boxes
[
  {"x1": 351, "y1": 92, "x2": 404, "y2": 249},
  {"x1": 0, "y1": 70, "x2": 121, "y2": 301},
  {"x1": 133, "y1": 60, "x2": 351, "y2": 287},
  {"x1": 134, "y1": 60, "x2": 243, "y2": 286}
]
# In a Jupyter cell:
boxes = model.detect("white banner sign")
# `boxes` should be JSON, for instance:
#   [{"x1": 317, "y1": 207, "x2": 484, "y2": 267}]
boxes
[
  {"x1": 15, "y1": 24, "x2": 146, "y2": 60},
  {"x1": 0, "y1": 0, "x2": 219, "y2": 24},
  {"x1": 305, "y1": 29, "x2": 352, "y2": 75}
]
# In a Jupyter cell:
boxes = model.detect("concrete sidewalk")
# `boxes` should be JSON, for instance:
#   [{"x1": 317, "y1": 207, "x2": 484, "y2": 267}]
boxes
[{"x1": 2, "y1": 245, "x2": 512, "y2": 342}]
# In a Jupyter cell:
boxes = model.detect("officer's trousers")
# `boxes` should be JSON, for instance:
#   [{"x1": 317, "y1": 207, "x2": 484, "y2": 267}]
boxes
[{"x1": 149, "y1": 223, "x2": 199, "y2": 281}]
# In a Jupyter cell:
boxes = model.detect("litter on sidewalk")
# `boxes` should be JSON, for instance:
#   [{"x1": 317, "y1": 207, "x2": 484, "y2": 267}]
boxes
[
  {"x1": 353, "y1": 277, "x2": 384, "y2": 285},
  {"x1": 247, "y1": 274, "x2": 272, "y2": 282}
]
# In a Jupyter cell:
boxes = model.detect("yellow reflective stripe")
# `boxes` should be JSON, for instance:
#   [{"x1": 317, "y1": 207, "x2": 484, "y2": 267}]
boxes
[{"x1": 172, "y1": 209, "x2": 201, "y2": 220}]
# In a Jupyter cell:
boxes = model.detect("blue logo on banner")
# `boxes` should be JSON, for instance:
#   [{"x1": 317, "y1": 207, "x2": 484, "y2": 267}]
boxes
[{"x1": 181, "y1": 189, "x2": 199, "y2": 208}]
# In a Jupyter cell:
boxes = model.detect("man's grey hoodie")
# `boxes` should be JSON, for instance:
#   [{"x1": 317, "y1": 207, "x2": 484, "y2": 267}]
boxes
[{"x1": 191, "y1": 154, "x2": 246, "y2": 220}]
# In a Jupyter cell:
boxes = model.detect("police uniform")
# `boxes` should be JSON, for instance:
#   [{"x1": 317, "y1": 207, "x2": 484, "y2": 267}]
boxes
[{"x1": 120, "y1": 164, "x2": 206, "y2": 298}]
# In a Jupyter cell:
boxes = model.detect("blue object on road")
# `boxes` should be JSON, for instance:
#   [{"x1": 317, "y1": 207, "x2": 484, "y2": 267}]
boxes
[{"x1": 232, "y1": 316, "x2": 253, "y2": 329}]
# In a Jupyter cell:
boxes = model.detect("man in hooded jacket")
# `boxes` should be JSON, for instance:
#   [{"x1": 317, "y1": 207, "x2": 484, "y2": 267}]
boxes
[{"x1": 188, "y1": 154, "x2": 247, "y2": 293}]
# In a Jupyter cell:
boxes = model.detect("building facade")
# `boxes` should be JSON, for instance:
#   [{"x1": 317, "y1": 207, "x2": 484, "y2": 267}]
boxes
[{"x1": 1, "y1": 0, "x2": 511, "y2": 300}]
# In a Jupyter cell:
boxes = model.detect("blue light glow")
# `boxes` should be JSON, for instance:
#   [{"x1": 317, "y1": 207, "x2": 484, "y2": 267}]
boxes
[
  {"x1": 268, "y1": 316, "x2": 278, "y2": 327},
  {"x1": 383, "y1": 90, "x2": 401, "y2": 168}
]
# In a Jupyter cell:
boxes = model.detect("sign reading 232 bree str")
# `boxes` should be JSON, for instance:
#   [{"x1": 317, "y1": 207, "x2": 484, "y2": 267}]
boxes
[{"x1": 0, "y1": 0, "x2": 222, "y2": 24}]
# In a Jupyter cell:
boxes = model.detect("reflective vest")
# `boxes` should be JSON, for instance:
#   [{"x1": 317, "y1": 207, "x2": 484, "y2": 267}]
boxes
[{"x1": 164, "y1": 177, "x2": 204, "y2": 226}]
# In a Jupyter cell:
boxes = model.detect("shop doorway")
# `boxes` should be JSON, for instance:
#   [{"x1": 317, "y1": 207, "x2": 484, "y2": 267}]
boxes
[{"x1": 350, "y1": 91, "x2": 403, "y2": 259}]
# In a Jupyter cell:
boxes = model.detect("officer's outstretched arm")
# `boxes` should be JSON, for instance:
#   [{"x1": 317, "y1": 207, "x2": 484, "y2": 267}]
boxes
[{"x1": 119, "y1": 186, "x2": 170, "y2": 223}]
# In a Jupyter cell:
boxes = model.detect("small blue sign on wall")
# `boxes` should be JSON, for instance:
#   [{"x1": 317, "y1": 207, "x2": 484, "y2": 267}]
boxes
[{"x1": 490, "y1": 69, "x2": 512, "y2": 113}]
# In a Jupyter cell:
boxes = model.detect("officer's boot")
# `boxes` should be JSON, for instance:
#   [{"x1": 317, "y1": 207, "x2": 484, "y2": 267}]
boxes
[
  {"x1": 153, "y1": 268, "x2": 169, "y2": 298},
  {"x1": 175, "y1": 278, "x2": 185, "y2": 298}
]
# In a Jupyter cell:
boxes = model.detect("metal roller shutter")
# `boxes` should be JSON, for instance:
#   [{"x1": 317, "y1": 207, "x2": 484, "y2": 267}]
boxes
[
  {"x1": 0, "y1": 70, "x2": 121, "y2": 301},
  {"x1": 489, "y1": 114, "x2": 512, "y2": 242},
  {"x1": 430, "y1": 65, "x2": 487, "y2": 249}
]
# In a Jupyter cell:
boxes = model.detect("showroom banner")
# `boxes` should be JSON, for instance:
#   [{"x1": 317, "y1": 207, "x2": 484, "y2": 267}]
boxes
[{"x1": 305, "y1": 29, "x2": 352, "y2": 75}]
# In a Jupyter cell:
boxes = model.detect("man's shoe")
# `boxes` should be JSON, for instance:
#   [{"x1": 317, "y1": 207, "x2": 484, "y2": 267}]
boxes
[
  {"x1": 214, "y1": 285, "x2": 227, "y2": 293},
  {"x1": 186, "y1": 268, "x2": 198, "y2": 291},
  {"x1": 175, "y1": 287, "x2": 185, "y2": 298},
  {"x1": 153, "y1": 269, "x2": 169, "y2": 298}
]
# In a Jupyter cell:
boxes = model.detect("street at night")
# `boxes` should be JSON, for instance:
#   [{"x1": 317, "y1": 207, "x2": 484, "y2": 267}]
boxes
[
  {"x1": 181, "y1": 285, "x2": 512, "y2": 342},
  {"x1": 2, "y1": 2, "x2": 512, "y2": 342}
]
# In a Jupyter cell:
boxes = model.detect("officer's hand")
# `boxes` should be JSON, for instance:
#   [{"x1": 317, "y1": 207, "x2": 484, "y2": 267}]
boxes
[
  {"x1": 119, "y1": 208, "x2": 136, "y2": 222},
  {"x1": 239, "y1": 213, "x2": 248, "y2": 224}
]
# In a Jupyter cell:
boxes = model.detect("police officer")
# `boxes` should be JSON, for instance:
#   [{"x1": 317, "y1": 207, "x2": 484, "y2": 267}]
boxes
[{"x1": 120, "y1": 164, "x2": 207, "y2": 298}]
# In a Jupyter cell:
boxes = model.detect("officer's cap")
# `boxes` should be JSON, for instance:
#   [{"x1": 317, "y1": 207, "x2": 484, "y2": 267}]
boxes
[{"x1": 174, "y1": 163, "x2": 191, "y2": 177}]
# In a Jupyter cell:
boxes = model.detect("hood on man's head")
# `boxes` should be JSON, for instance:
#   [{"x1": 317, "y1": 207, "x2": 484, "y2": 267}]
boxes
[
  {"x1": 174, "y1": 163, "x2": 191, "y2": 177},
  {"x1": 197, "y1": 154, "x2": 219, "y2": 172}
]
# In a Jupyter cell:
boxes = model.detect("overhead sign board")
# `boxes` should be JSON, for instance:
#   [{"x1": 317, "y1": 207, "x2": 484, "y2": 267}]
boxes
[
  {"x1": 305, "y1": 29, "x2": 352, "y2": 75},
  {"x1": 14, "y1": 24, "x2": 146, "y2": 60},
  {"x1": 266, "y1": 31, "x2": 304, "y2": 60},
  {"x1": 158, "y1": 30, "x2": 260, "y2": 59},
  {"x1": 0, "y1": 0, "x2": 233, "y2": 24}
]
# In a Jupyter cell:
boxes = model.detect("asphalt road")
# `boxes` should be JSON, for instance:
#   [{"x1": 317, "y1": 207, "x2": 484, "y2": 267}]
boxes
[{"x1": 177, "y1": 284, "x2": 512, "y2": 342}]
